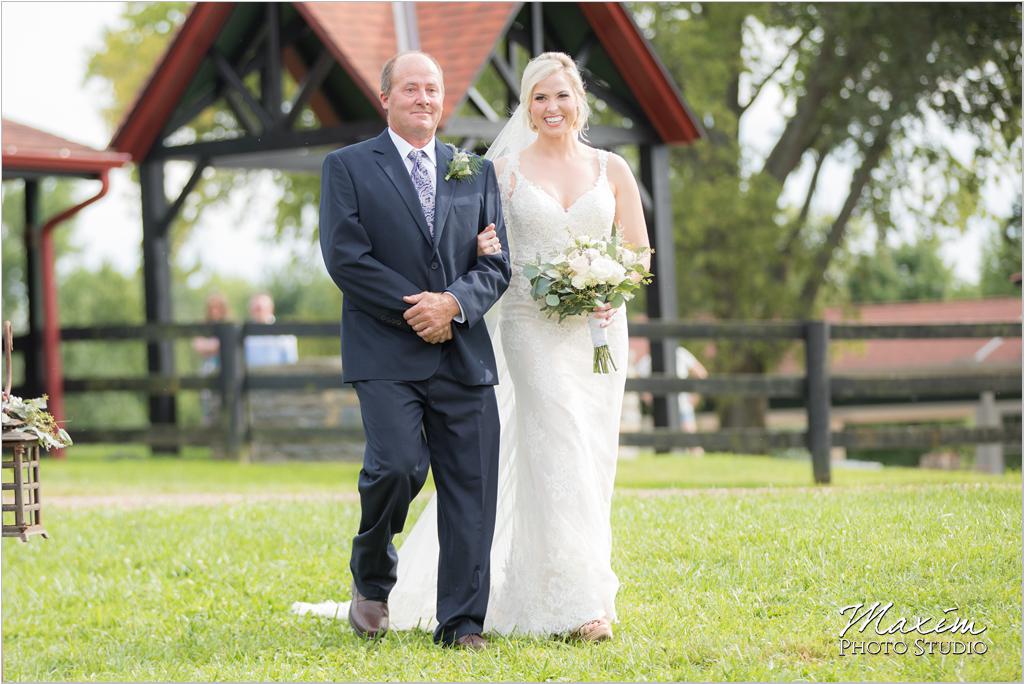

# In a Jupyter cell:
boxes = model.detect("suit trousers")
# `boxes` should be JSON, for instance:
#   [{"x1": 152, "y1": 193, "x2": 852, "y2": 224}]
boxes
[{"x1": 349, "y1": 343, "x2": 500, "y2": 644}]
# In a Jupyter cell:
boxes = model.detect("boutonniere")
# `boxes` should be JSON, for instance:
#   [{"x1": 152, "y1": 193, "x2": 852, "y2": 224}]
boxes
[{"x1": 444, "y1": 144, "x2": 483, "y2": 182}]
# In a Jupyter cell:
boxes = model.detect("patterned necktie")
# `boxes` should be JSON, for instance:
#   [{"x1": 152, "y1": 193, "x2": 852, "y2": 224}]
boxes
[{"x1": 407, "y1": 149, "x2": 435, "y2": 236}]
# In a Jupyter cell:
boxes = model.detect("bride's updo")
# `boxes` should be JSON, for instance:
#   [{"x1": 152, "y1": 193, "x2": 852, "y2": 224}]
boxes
[{"x1": 520, "y1": 52, "x2": 590, "y2": 136}]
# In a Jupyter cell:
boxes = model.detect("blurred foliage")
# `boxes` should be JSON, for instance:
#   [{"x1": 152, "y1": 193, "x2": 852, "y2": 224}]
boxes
[
  {"x1": 2, "y1": 180, "x2": 83, "y2": 331},
  {"x1": 843, "y1": 237, "x2": 961, "y2": 304},
  {"x1": 979, "y1": 198, "x2": 1023, "y2": 297},
  {"x1": 632, "y1": 2, "x2": 1021, "y2": 425}
]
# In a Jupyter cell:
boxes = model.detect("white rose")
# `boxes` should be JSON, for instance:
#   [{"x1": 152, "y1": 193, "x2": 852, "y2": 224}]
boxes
[
  {"x1": 570, "y1": 274, "x2": 589, "y2": 290},
  {"x1": 620, "y1": 249, "x2": 637, "y2": 267},
  {"x1": 588, "y1": 257, "x2": 619, "y2": 283},
  {"x1": 568, "y1": 255, "x2": 591, "y2": 277},
  {"x1": 605, "y1": 261, "x2": 628, "y2": 285},
  {"x1": 584, "y1": 248, "x2": 601, "y2": 260}
]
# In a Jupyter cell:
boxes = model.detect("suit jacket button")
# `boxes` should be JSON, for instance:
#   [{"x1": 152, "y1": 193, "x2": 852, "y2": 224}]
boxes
[{"x1": 431, "y1": 262, "x2": 439, "y2": 270}]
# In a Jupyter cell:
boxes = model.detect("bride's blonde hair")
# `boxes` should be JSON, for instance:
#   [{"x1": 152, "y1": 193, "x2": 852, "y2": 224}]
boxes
[{"x1": 520, "y1": 52, "x2": 590, "y2": 137}]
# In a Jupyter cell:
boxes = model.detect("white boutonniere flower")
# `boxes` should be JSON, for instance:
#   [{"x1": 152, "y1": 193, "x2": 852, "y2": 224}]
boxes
[{"x1": 444, "y1": 144, "x2": 483, "y2": 182}]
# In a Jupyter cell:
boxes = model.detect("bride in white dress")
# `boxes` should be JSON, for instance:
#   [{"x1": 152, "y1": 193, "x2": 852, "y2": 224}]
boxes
[{"x1": 294, "y1": 52, "x2": 651, "y2": 642}]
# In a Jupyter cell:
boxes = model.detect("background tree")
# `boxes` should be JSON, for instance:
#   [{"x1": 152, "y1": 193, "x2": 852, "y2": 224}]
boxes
[
  {"x1": 634, "y1": 2, "x2": 1021, "y2": 427},
  {"x1": 2, "y1": 180, "x2": 83, "y2": 331},
  {"x1": 843, "y1": 238, "x2": 960, "y2": 304},
  {"x1": 979, "y1": 198, "x2": 1023, "y2": 296}
]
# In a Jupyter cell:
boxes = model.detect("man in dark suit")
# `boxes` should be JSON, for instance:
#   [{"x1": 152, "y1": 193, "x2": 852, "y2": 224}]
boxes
[{"x1": 318, "y1": 51, "x2": 510, "y2": 650}]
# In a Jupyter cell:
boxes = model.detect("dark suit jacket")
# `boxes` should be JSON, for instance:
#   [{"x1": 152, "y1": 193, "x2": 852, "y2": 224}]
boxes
[{"x1": 319, "y1": 129, "x2": 511, "y2": 385}]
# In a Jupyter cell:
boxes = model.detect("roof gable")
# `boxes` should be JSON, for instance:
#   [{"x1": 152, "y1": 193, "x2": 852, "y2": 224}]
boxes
[
  {"x1": 3, "y1": 118, "x2": 129, "y2": 175},
  {"x1": 417, "y1": 3, "x2": 519, "y2": 121},
  {"x1": 110, "y1": 2, "x2": 701, "y2": 160}
]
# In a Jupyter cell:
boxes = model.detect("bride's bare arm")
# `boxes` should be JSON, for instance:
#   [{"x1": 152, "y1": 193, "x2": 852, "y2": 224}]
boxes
[{"x1": 607, "y1": 153, "x2": 652, "y2": 272}]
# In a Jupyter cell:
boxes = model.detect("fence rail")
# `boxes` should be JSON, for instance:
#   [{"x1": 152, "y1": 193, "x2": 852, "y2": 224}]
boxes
[{"x1": 12, "y1": 319, "x2": 1021, "y2": 483}]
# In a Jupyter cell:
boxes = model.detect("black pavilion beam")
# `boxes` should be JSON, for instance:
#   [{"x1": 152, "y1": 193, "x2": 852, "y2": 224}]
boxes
[
  {"x1": 151, "y1": 121, "x2": 383, "y2": 161},
  {"x1": 22, "y1": 179, "x2": 44, "y2": 398},
  {"x1": 138, "y1": 159, "x2": 178, "y2": 453},
  {"x1": 640, "y1": 143, "x2": 681, "y2": 440},
  {"x1": 212, "y1": 48, "x2": 274, "y2": 132},
  {"x1": 575, "y1": 29, "x2": 598, "y2": 68},
  {"x1": 159, "y1": 158, "x2": 210, "y2": 234},
  {"x1": 161, "y1": 10, "x2": 311, "y2": 140},
  {"x1": 261, "y1": 3, "x2": 283, "y2": 120},
  {"x1": 530, "y1": 2, "x2": 544, "y2": 55},
  {"x1": 281, "y1": 48, "x2": 334, "y2": 131},
  {"x1": 490, "y1": 50, "x2": 519, "y2": 100}
]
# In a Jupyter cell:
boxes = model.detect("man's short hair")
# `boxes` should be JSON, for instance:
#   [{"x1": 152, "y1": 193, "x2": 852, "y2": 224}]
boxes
[{"x1": 380, "y1": 51, "x2": 445, "y2": 95}]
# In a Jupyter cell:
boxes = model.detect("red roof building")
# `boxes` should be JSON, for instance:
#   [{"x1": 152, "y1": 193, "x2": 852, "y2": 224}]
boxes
[{"x1": 3, "y1": 117, "x2": 129, "y2": 176}]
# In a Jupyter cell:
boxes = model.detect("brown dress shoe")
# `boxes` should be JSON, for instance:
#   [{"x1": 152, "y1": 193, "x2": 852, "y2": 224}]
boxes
[
  {"x1": 452, "y1": 633, "x2": 488, "y2": 650},
  {"x1": 348, "y1": 583, "x2": 389, "y2": 638}
]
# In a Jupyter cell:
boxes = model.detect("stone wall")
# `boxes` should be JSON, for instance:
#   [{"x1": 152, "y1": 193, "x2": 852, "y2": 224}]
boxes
[{"x1": 247, "y1": 357, "x2": 364, "y2": 462}]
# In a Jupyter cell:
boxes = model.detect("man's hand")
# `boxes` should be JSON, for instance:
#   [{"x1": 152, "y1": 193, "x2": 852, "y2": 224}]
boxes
[{"x1": 403, "y1": 291, "x2": 460, "y2": 344}]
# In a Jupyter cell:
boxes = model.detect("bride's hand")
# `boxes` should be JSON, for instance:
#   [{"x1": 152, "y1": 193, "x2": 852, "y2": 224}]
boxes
[
  {"x1": 592, "y1": 302, "x2": 618, "y2": 328},
  {"x1": 477, "y1": 224, "x2": 501, "y2": 256}
]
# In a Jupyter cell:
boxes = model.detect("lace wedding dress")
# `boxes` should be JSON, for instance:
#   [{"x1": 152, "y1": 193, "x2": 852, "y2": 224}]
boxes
[{"x1": 293, "y1": 149, "x2": 627, "y2": 636}]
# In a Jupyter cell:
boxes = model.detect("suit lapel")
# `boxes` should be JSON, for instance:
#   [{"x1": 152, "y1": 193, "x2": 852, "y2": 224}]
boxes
[
  {"x1": 371, "y1": 130, "x2": 434, "y2": 247},
  {"x1": 432, "y1": 141, "x2": 456, "y2": 249}
]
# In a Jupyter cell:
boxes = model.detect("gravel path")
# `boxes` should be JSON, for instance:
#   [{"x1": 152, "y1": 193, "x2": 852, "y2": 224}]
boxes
[{"x1": 44, "y1": 481, "x2": 1017, "y2": 509}]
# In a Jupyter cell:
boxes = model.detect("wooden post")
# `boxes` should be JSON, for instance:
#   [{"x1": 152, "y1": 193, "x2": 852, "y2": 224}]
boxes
[
  {"x1": 805, "y1": 320, "x2": 832, "y2": 484},
  {"x1": 530, "y1": 2, "x2": 543, "y2": 56},
  {"x1": 217, "y1": 323, "x2": 245, "y2": 460},
  {"x1": 975, "y1": 391, "x2": 1004, "y2": 474},
  {"x1": 261, "y1": 2, "x2": 282, "y2": 119},
  {"x1": 22, "y1": 179, "x2": 44, "y2": 398},
  {"x1": 640, "y1": 144, "x2": 680, "y2": 450},
  {"x1": 140, "y1": 159, "x2": 178, "y2": 453}
]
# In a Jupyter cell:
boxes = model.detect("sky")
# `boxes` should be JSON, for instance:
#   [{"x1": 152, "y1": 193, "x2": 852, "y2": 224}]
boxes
[{"x1": 1, "y1": 1, "x2": 1016, "y2": 286}]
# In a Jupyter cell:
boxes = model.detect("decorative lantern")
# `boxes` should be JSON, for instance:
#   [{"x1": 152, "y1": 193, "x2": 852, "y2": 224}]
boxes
[
  {"x1": 2, "y1": 321, "x2": 67, "y2": 542},
  {"x1": 2, "y1": 430, "x2": 47, "y2": 541}
]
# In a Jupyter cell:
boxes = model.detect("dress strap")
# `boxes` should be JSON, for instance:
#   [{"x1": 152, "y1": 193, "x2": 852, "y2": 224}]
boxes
[{"x1": 597, "y1": 149, "x2": 609, "y2": 178}]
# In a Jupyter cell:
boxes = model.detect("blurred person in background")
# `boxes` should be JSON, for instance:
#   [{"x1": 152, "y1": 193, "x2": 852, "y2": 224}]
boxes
[{"x1": 244, "y1": 293, "x2": 298, "y2": 368}]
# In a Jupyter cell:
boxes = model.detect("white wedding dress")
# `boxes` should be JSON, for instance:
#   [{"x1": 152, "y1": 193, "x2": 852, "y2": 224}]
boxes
[{"x1": 293, "y1": 148, "x2": 628, "y2": 636}]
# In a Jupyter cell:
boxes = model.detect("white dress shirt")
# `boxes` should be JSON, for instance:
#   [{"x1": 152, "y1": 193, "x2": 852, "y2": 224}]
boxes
[{"x1": 387, "y1": 127, "x2": 466, "y2": 325}]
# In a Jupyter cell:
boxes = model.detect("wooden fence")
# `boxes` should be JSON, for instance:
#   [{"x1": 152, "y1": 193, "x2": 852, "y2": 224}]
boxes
[{"x1": 12, "y1": 319, "x2": 1021, "y2": 484}]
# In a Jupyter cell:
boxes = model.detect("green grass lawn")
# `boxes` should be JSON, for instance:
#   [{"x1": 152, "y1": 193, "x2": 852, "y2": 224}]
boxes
[
  {"x1": 37, "y1": 444, "x2": 1022, "y2": 496},
  {"x1": 2, "y1": 448, "x2": 1021, "y2": 681}
]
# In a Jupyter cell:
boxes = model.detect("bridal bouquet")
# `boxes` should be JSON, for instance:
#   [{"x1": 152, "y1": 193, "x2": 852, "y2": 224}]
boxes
[{"x1": 523, "y1": 225, "x2": 653, "y2": 373}]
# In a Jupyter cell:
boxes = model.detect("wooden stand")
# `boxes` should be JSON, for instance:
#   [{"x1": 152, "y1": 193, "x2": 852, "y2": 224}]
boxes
[{"x1": 2, "y1": 430, "x2": 48, "y2": 542}]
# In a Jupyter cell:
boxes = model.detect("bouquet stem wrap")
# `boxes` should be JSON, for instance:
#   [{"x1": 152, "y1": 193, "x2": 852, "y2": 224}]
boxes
[{"x1": 588, "y1": 315, "x2": 617, "y2": 374}]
